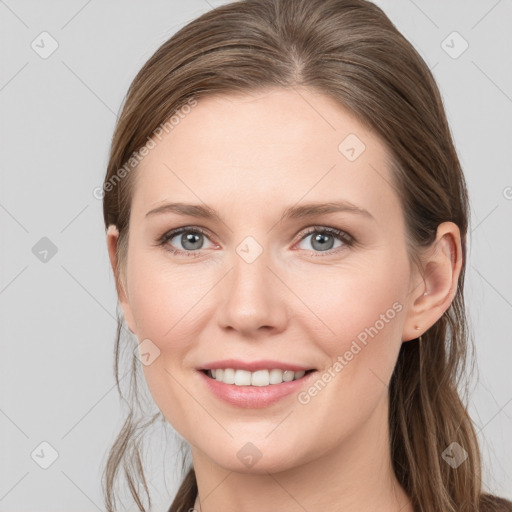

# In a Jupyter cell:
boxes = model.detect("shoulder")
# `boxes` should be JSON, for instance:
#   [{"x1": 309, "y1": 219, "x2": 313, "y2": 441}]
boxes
[{"x1": 480, "y1": 493, "x2": 512, "y2": 512}]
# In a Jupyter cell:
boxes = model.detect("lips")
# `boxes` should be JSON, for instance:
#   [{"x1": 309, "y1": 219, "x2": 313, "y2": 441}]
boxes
[
  {"x1": 197, "y1": 367, "x2": 318, "y2": 408},
  {"x1": 194, "y1": 359, "x2": 318, "y2": 408}
]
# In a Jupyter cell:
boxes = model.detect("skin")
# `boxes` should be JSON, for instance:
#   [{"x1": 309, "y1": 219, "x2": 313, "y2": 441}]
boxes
[{"x1": 107, "y1": 87, "x2": 462, "y2": 512}]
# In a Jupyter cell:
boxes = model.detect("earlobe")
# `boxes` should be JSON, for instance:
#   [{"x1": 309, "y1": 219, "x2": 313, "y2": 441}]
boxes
[{"x1": 402, "y1": 222, "x2": 462, "y2": 342}]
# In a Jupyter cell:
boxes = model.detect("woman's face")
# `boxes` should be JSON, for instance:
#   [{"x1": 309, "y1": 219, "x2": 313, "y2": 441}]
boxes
[{"x1": 111, "y1": 87, "x2": 425, "y2": 473}]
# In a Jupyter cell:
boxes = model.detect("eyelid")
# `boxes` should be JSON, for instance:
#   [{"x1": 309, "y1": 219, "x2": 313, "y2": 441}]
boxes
[
  {"x1": 157, "y1": 226, "x2": 216, "y2": 253},
  {"x1": 294, "y1": 225, "x2": 354, "y2": 246}
]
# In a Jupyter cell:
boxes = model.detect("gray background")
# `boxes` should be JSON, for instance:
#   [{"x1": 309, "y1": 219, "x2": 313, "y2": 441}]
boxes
[{"x1": 1, "y1": 1, "x2": 511, "y2": 511}]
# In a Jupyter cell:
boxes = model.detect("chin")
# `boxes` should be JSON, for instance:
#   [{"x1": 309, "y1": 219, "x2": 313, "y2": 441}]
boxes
[{"x1": 192, "y1": 435, "x2": 311, "y2": 475}]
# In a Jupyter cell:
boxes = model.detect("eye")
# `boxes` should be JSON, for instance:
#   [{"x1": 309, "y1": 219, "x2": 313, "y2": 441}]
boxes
[
  {"x1": 156, "y1": 225, "x2": 355, "y2": 258},
  {"x1": 296, "y1": 226, "x2": 354, "y2": 255},
  {"x1": 158, "y1": 227, "x2": 215, "y2": 257}
]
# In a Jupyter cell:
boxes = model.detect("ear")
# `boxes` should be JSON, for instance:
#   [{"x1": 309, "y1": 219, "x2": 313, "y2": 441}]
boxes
[
  {"x1": 402, "y1": 221, "x2": 463, "y2": 342},
  {"x1": 106, "y1": 224, "x2": 137, "y2": 335}
]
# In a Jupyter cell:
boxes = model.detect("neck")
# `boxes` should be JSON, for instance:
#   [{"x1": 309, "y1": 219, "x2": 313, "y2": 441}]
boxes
[{"x1": 189, "y1": 394, "x2": 414, "y2": 512}]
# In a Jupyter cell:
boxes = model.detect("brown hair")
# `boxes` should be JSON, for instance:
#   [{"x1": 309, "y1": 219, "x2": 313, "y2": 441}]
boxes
[{"x1": 101, "y1": 1, "x2": 512, "y2": 511}]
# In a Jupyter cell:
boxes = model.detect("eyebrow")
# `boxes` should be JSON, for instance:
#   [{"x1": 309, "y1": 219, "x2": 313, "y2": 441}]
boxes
[{"x1": 145, "y1": 201, "x2": 374, "y2": 222}]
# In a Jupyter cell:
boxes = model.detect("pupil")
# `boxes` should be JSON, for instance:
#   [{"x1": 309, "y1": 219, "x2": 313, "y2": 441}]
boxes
[
  {"x1": 182, "y1": 233, "x2": 202, "y2": 250},
  {"x1": 312, "y1": 232, "x2": 333, "y2": 251}
]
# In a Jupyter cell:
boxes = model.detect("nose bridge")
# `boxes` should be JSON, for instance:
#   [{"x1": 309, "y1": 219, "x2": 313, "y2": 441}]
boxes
[{"x1": 217, "y1": 235, "x2": 287, "y2": 335}]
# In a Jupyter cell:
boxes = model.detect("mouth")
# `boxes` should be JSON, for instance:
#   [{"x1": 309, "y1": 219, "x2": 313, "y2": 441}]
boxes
[{"x1": 200, "y1": 368, "x2": 316, "y2": 387}]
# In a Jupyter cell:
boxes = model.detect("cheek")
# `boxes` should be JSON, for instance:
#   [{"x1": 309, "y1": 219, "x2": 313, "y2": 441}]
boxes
[
  {"x1": 125, "y1": 248, "x2": 214, "y2": 432},
  {"x1": 286, "y1": 258, "x2": 407, "y2": 442},
  {"x1": 306, "y1": 255, "x2": 405, "y2": 337},
  {"x1": 299, "y1": 253, "x2": 408, "y2": 390},
  {"x1": 126, "y1": 247, "x2": 206, "y2": 343}
]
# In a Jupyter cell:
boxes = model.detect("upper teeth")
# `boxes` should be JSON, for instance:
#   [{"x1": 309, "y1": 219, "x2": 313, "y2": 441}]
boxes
[{"x1": 209, "y1": 368, "x2": 307, "y2": 386}]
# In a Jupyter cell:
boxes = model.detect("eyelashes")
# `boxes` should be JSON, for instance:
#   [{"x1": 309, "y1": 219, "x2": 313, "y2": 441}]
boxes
[
  {"x1": 157, "y1": 226, "x2": 214, "y2": 258},
  {"x1": 295, "y1": 226, "x2": 355, "y2": 256},
  {"x1": 156, "y1": 225, "x2": 355, "y2": 258}
]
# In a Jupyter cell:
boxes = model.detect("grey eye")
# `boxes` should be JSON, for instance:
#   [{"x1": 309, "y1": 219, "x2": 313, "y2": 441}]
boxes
[
  {"x1": 180, "y1": 232, "x2": 204, "y2": 250},
  {"x1": 167, "y1": 230, "x2": 213, "y2": 251},
  {"x1": 298, "y1": 231, "x2": 344, "y2": 252}
]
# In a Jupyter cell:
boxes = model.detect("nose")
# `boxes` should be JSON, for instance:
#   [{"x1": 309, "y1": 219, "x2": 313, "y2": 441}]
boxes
[{"x1": 216, "y1": 250, "x2": 288, "y2": 338}]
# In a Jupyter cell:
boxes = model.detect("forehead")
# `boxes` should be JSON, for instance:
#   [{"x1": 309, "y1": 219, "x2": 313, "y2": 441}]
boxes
[{"x1": 132, "y1": 87, "x2": 401, "y2": 224}]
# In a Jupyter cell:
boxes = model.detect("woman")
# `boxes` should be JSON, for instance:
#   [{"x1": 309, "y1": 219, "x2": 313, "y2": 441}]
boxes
[{"x1": 101, "y1": 0, "x2": 512, "y2": 510}]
